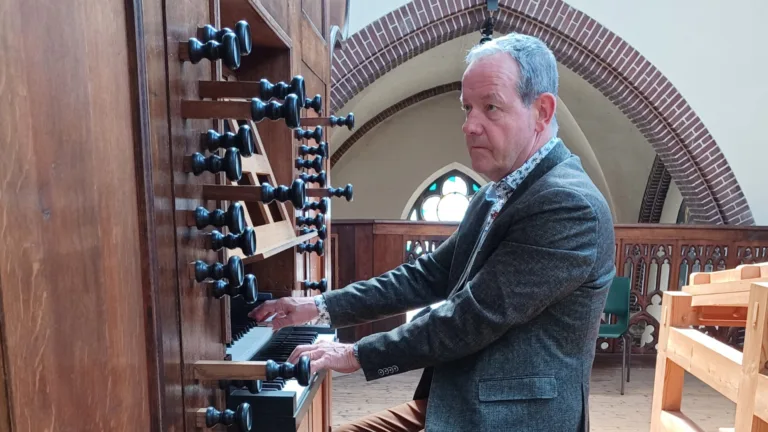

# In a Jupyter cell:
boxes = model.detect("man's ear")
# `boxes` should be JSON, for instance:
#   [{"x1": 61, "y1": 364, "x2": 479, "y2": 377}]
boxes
[{"x1": 534, "y1": 93, "x2": 557, "y2": 132}]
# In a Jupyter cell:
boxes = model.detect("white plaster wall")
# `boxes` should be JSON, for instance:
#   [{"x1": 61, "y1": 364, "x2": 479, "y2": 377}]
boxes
[{"x1": 343, "y1": 0, "x2": 768, "y2": 224}]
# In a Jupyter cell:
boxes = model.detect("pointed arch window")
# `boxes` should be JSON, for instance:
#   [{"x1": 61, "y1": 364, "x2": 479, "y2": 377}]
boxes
[{"x1": 408, "y1": 170, "x2": 482, "y2": 222}]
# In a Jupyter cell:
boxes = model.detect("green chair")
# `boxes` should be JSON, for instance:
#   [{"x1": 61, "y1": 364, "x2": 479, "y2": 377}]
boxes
[{"x1": 598, "y1": 276, "x2": 631, "y2": 395}]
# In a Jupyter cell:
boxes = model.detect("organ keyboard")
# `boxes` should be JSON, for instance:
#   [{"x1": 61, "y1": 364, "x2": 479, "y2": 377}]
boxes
[{"x1": 225, "y1": 325, "x2": 336, "y2": 431}]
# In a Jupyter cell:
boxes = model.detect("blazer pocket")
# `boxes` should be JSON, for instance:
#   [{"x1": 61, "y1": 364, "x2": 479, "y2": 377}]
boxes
[{"x1": 478, "y1": 376, "x2": 558, "y2": 402}]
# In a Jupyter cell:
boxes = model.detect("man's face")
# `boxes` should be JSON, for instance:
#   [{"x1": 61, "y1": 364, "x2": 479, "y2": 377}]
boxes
[{"x1": 460, "y1": 53, "x2": 551, "y2": 181}]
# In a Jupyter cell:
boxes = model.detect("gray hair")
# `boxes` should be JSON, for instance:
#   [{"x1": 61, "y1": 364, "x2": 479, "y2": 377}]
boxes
[{"x1": 465, "y1": 33, "x2": 559, "y2": 135}]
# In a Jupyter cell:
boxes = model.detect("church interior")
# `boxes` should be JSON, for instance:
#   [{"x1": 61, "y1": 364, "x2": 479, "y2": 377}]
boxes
[{"x1": 1, "y1": 0, "x2": 766, "y2": 431}]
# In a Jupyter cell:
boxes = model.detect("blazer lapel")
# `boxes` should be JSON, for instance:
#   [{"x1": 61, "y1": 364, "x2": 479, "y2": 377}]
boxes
[{"x1": 462, "y1": 141, "x2": 572, "y2": 278}]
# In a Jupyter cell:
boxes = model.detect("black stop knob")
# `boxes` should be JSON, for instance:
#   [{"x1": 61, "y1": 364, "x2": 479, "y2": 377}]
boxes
[
  {"x1": 193, "y1": 202, "x2": 245, "y2": 234},
  {"x1": 265, "y1": 355, "x2": 311, "y2": 386},
  {"x1": 294, "y1": 126, "x2": 323, "y2": 143},
  {"x1": 259, "y1": 76, "x2": 305, "y2": 104},
  {"x1": 219, "y1": 379, "x2": 262, "y2": 394},
  {"x1": 296, "y1": 213, "x2": 324, "y2": 228},
  {"x1": 260, "y1": 179, "x2": 306, "y2": 209},
  {"x1": 250, "y1": 94, "x2": 300, "y2": 129},
  {"x1": 304, "y1": 94, "x2": 322, "y2": 113},
  {"x1": 303, "y1": 198, "x2": 329, "y2": 214},
  {"x1": 299, "y1": 171, "x2": 326, "y2": 187},
  {"x1": 186, "y1": 32, "x2": 240, "y2": 70},
  {"x1": 211, "y1": 273, "x2": 257, "y2": 304},
  {"x1": 299, "y1": 225, "x2": 326, "y2": 240},
  {"x1": 298, "y1": 142, "x2": 328, "y2": 158},
  {"x1": 202, "y1": 125, "x2": 254, "y2": 157},
  {"x1": 295, "y1": 156, "x2": 323, "y2": 172},
  {"x1": 297, "y1": 239, "x2": 323, "y2": 256},
  {"x1": 187, "y1": 148, "x2": 242, "y2": 181},
  {"x1": 329, "y1": 113, "x2": 354, "y2": 130},
  {"x1": 329, "y1": 184, "x2": 353, "y2": 201},
  {"x1": 193, "y1": 256, "x2": 244, "y2": 285},
  {"x1": 304, "y1": 278, "x2": 327, "y2": 293},
  {"x1": 204, "y1": 403, "x2": 251, "y2": 431},
  {"x1": 209, "y1": 227, "x2": 256, "y2": 256},
  {"x1": 198, "y1": 20, "x2": 251, "y2": 55}
]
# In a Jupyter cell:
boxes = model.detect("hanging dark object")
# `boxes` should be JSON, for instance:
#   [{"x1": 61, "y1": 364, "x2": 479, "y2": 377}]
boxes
[
  {"x1": 479, "y1": 16, "x2": 495, "y2": 44},
  {"x1": 479, "y1": 0, "x2": 498, "y2": 44}
]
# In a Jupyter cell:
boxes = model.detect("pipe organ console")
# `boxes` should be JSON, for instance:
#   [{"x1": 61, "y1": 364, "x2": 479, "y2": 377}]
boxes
[{"x1": 0, "y1": 0, "x2": 352, "y2": 431}]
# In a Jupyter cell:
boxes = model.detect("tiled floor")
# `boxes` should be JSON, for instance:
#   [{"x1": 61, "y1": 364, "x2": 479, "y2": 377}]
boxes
[{"x1": 330, "y1": 359, "x2": 735, "y2": 431}]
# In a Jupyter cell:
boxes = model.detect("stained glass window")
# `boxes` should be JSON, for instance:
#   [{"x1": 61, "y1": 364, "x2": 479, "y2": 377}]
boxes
[{"x1": 409, "y1": 170, "x2": 482, "y2": 222}]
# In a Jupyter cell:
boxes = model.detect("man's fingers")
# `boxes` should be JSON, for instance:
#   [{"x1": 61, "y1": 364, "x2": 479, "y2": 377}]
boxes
[
  {"x1": 310, "y1": 356, "x2": 327, "y2": 375},
  {"x1": 248, "y1": 301, "x2": 280, "y2": 321},
  {"x1": 287, "y1": 344, "x2": 319, "y2": 364}
]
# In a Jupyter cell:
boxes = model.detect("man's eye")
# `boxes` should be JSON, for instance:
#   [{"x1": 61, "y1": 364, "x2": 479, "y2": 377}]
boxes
[
  {"x1": 487, "y1": 104, "x2": 497, "y2": 111},
  {"x1": 463, "y1": 105, "x2": 472, "y2": 112}
]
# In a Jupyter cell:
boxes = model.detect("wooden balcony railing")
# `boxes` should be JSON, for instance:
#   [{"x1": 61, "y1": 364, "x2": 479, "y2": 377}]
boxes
[{"x1": 331, "y1": 220, "x2": 768, "y2": 356}]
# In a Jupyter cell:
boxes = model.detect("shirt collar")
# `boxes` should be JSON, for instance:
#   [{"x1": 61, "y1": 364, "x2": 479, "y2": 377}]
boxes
[{"x1": 487, "y1": 136, "x2": 560, "y2": 200}]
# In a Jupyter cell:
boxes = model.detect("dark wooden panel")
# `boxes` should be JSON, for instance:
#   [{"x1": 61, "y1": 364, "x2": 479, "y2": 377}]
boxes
[
  {"x1": 302, "y1": 0, "x2": 325, "y2": 39},
  {"x1": 0, "y1": 0, "x2": 152, "y2": 430},
  {"x1": 129, "y1": 0, "x2": 184, "y2": 429},
  {"x1": 260, "y1": 0, "x2": 291, "y2": 36},
  {"x1": 220, "y1": 0, "x2": 291, "y2": 49},
  {"x1": 371, "y1": 234, "x2": 408, "y2": 333},
  {"x1": 165, "y1": 0, "x2": 227, "y2": 424},
  {"x1": 333, "y1": 225, "x2": 356, "y2": 342},
  {"x1": 301, "y1": 15, "x2": 330, "y2": 84}
]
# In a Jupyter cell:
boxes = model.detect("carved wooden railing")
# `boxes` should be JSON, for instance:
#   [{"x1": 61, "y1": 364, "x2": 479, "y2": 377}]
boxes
[{"x1": 331, "y1": 220, "x2": 768, "y2": 356}]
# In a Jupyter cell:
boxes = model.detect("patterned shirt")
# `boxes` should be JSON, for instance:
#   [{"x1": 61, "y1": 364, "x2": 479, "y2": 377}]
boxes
[{"x1": 314, "y1": 137, "x2": 561, "y2": 362}]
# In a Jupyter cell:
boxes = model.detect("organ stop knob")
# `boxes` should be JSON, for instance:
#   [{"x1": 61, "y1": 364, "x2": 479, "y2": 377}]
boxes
[
  {"x1": 298, "y1": 142, "x2": 328, "y2": 158},
  {"x1": 198, "y1": 403, "x2": 251, "y2": 431},
  {"x1": 298, "y1": 240, "x2": 323, "y2": 256},
  {"x1": 202, "y1": 126, "x2": 255, "y2": 157},
  {"x1": 295, "y1": 156, "x2": 323, "y2": 172},
  {"x1": 300, "y1": 226, "x2": 326, "y2": 240},
  {"x1": 330, "y1": 113, "x2": 354, "y2": 129},
  {"x1": 179, "y1": 32, "x2": 241, "y2": 70},
  {"x1": 198, "y1": 20, "x2": 252, "y2": 55},
  {"x1": 299, "y1": 171, "x2": 326, "y2": 187},
  {"x1": 303, "y1": 278, "x2": 327, "y2": 293},
  {"x1": 294, "y1": 126, "x2": 323, "y2": 143},
  {"x1": 219, "y1": 379, "x2": 262, "y2": 394},
  {"x1": 296, "y1": 213, "x2": 324, "y2": 228},
  {"x1": 192, "y1": 202, "x2": 246, "y2": 234},
  {"x1": 211, "y1": 273, "x2": 258, "y2": 304},
  {"x1": 250, "y1": 94, "x2": 300, "y2": 129},
  {"x1": 209, "y1": 227, "x2": 257, "y2": 256},
  {"x1": 260, "y1": 75, "x2": 306, "y2": 104},
  {"x1": 303, "y1": 198, "x2": 329, "y2": 214},
  {"x1": 193, "y1": 256, "x2": 244, "y2": 285},
  {"x1": 184, "y1": 148, "x2": 242, "y2": 182}
]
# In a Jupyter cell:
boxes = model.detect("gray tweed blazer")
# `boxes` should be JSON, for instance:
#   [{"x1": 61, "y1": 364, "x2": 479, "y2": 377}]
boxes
[{"x1": 323, "y1": 141, "x2": 616, "y2": 431}]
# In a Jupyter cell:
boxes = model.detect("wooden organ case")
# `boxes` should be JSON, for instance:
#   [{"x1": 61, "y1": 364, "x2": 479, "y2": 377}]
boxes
[{"x1": 0, "y1": 0, "x2": 353, "y2": 431}]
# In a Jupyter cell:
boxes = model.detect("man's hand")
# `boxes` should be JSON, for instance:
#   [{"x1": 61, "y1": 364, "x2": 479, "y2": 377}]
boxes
[
  {"x1": 287, "y1": 340, "x2": 360, "y2": 374},
  {"x1": 247, "y1": 297, "x2": 319, "y2": 330}
]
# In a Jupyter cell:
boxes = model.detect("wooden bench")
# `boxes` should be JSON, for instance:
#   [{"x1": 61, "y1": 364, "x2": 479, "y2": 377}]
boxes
[{"x1": 650, "y1": 262, "x2": 768, "y2": 431}]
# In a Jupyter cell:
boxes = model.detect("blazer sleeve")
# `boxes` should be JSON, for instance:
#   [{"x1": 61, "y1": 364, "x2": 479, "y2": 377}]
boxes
[
  {"x1": 354, "y1": 187, "x2": 601, "y2": 381},
  {"x1": 321, "y1": 228, "x2": 459, "y2": 328}
]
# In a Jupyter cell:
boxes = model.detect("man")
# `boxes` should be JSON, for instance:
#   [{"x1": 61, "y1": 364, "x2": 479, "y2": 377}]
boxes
[{"x1": 250, "y1": 32, "x2": 616, "y2": 432}]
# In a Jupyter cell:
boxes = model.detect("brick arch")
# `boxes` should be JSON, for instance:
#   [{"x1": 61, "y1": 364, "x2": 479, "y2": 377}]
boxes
[{"x1": 330, "y1": 0, "x2": 753, "y2": 225}]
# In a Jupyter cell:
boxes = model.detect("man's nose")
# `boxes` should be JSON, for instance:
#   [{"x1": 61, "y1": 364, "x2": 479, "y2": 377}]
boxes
[{"x1": 462, "y1": 115, "x2": 482, "y2": 136}]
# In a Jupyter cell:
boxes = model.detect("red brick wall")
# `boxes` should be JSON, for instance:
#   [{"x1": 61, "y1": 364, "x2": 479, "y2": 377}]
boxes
[{"x1": 330, "y1": 0, "x2": 753, "y2": 225}]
